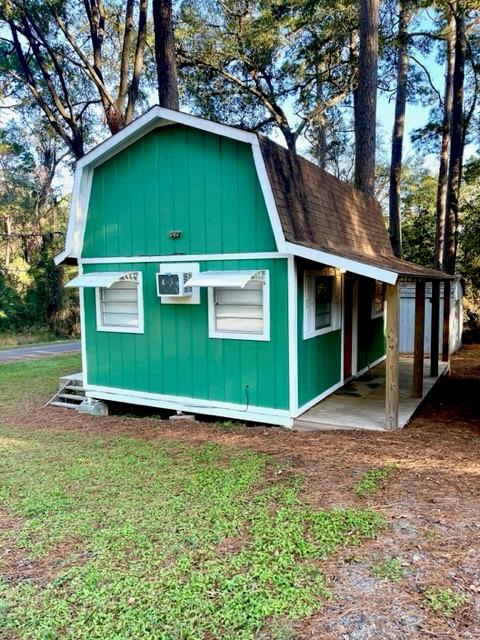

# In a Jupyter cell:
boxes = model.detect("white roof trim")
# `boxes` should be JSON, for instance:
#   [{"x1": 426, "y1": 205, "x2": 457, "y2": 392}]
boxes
[
  {"x1": 185, "y1": 270, "x2": 263, "y2": 288},
  {"x1": 77, "y1": 107, "x2": 258, "y2": 170},
  {"x1": 65, "y1": 271, "x2": 138, "y2": 288},
  {"x1": 284, "y1": 242, "x2": 399, "y2": 285},
  {"x1": 54, "y1": 107, "x2": 278, "y2": 265}
]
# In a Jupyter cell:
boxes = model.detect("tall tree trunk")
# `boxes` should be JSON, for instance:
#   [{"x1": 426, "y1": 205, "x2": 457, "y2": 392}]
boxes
[
  {"x1": 388, "y1": 1, "x2": 412, "y2": 258},
  {"x1": 443, "y1": 5, "x2": 466, "y2": 275},
  {"x1": 153, "y1": 0, "x2": 179, "y2": 109},
  {"x1": 354, "y1": 0, "x2": 379, "y2": 196},
  {"x1": 315, "y1": 80, "x2": 327, "y2": 168},
  {"x1": 435, "y1": 11, "x2": 456, "y2": 270},
  {"x1": 4, "y1": 216, "x2": 13, "y2": 269}
]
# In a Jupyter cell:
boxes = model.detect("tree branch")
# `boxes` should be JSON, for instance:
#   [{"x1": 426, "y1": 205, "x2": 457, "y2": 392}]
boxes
[
  {"x1": 410, "y1": 54, "x2": 443, "y2": 106},
  {"x1": 117, "y1": 0, "x2": 135, "y2": 113},
  {"x1": 126, "y1": 0, "x2": 148, "y2": 123}
]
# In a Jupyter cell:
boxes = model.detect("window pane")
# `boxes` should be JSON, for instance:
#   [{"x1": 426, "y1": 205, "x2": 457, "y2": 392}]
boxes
[
  {"x1": 314, "y1": 276, "x2": 332, "y2": 329},
  {"x1": 214, "y1": 280, "x2": 264, "y2": 334},
  {"x1": 99, "y1": 280, "x2": 139, "y2": 329}
]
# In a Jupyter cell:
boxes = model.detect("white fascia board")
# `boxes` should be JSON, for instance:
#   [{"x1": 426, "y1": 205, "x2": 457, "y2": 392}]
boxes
[
  {"x1": 287, "y1": 255, "x2": 298, "y2": 413},
  {"x1": 77, "y1": 107, "x2": 258, "y2": 171},
  {"x1": 285, "y1": 242, "x2": 398, "y2": 285},
  {"x1": 54, "y1": 165, "x2": 82, "y2": 265},
  {"x1": 251, "y1": 143, "x2": 288, "y2": 252},
  {"x1": 54, "y1": 165, "x2": 93, "y2": 264},
  {"x1": 81, "y1": 252, "x2": 289, "y2": 264}
]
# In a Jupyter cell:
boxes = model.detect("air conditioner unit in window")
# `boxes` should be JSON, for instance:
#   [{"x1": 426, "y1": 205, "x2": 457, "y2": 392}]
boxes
[{"x1": 156, "y1": 272, "x2": 193, "y2": 297}]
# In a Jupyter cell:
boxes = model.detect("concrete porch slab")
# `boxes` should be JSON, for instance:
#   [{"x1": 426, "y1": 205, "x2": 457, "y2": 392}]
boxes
[{"x1": 294, "y1": 358, "x2": 449, "y2": 432}]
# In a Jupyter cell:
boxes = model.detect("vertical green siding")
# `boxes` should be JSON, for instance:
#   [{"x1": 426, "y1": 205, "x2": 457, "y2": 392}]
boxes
[
  {"x1": 83, "y1": 259, "x2": 289, "y2": 410},
  {"x1": 82, "y1": 125, "x2": 276, "y2": 258},
  {"x1": 356, "y1": 278, "x2": 386, "y2": 371},
  {"x1": 296, "y1": 260, "x2": 342, "y2": 407}
]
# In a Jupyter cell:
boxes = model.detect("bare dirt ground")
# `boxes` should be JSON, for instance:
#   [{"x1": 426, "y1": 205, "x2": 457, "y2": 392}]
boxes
[{"x1": 5, "y1": 345, "x2": 480, "y2": 639}]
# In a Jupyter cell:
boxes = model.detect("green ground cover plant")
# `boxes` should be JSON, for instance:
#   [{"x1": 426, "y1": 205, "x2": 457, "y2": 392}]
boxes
[
  {"x1": 424, "y1": 587, "x2": 468, "y2": 618},
  {"x1": 354, "y1": 465, "x2": 396, "y2": 497},
  {"x1": 0, "y1": 355, "x2": 386, "y2": 639},
  {"x1": 372, "y1": 557, "x2": 405, "y2": 582}
]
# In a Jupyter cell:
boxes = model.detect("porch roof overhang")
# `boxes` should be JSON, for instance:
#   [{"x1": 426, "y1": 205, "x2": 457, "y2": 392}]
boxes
[
  {"x1": 185, "y1": 270, "x2": 263, "y2": 288},
  {"x1": 65, "y1": 271, "x2": 138, "y2": 288},
  {"x1": 284, "y1": 242, "x2": 454, "y2": 285}
]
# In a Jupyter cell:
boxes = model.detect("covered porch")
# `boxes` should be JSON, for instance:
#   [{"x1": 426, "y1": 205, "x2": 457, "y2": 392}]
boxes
[
  {"x1": 295, "y1": 274, "x2": 455, "y2": 432},
  {"x1": 294, "y1": 357, "x2": 449, "y2": 431}
]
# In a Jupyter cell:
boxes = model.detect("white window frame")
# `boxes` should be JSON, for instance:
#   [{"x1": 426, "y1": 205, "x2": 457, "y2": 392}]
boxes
[
  {"x1": 303, "y1": 269, "x2": 341, "y2": 339},
  {"x1": 95, "y1": 271, "x2": 144, "y2": 334},
  {"x1": 207, "y1": 271, "x2": 270, "y2": 341},
  {"x1": 371, "y1": 280, "x2": 386, "y2": 319}
]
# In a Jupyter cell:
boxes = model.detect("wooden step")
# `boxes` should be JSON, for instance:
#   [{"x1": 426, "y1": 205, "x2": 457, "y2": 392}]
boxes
[
  {"x1": 49, "y1": 401, "x2": 84, "y2": 409},
  {"x1": 47, "y1": 371, "x2": 86, "y2": 410},
  {"x1": 57, "y1": 393, "x2": 86, "y2": 402}
]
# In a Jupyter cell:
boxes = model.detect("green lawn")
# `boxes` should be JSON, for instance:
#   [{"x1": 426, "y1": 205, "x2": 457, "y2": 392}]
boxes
[{"x1": 0, "y1": 356, "x2": 385, "y2": 639}]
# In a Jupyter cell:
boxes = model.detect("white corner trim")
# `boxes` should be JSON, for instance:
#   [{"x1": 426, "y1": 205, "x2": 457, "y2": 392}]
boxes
[
  {"x1": 81, "y1": 253, "x2": 289, "y2": 264},
  {"x1": 340, "y1": 273, "x2": 345, "y2": 383},
  {"x1": 78, "y1": 262, "x2": 89, "y2": 388},
  {"x1": 251, "y1": 143, "x2": 288, "y2": 253},
  {"x1": 352, "y1": 279, "x2": 359, "y2": 376},
  {"x1": 285, "y1": 242, "x2": 399, "y2": 285},
  {"x1": 85, "y1": 384, "x2": 293, "y2": 427},
  {"x1": 207, "y1": 270, "x2": 270, "y2": 341},
  {"x1": 94, "y1": 271, "x2": 145, "y2": 334},
  {"x1": 293, "y1": 380, "x2": 345, "y2": 418},
  {"x1": 287, "y1": 256, "x2": 298, "y2": 413}
]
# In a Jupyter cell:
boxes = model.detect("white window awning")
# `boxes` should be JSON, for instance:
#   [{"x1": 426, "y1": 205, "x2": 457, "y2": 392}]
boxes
[
  {"x1": 65, "y1": 272, "x2": 138, "y2": 288},
  {"x1": 184, "y1": 270, "x2": 264, "y2": 289}
]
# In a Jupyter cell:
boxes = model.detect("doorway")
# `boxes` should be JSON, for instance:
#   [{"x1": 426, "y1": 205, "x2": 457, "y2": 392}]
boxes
[{"x1": 343, "y1": 277, "x2": 357, "y2": 380}]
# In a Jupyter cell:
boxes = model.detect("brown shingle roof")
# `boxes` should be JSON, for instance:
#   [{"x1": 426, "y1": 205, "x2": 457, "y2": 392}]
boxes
[{"x1": 259, "y1": 136, "x2": 451, "y2": 280}]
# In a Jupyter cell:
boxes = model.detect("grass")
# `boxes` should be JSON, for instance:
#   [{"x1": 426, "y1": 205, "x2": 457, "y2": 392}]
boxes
[
  {"x1": 372, "y1": 557, "x2": 405, "y2": 582},
  {"x1": 354, "y1": 465, "x2": 396, "y2": 497},
  {"x1": 0, "y1": 354, "x2": 81, "y2": 409},
  {"x1": 0, "y1": 329, "x2": 78, "y2": 349},
  {"x1": 0, "y1": 429, "x2": 385, "y2": 639},
  {"x1": 0, "y1": 354, "x2": 387, "y2": 639},
  {"x1": 424, "y1": 587, "x2": 468, "y2": 618}
]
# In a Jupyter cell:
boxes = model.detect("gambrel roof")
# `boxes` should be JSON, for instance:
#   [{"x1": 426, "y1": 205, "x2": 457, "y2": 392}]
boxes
[
  {"x1": 56, "y1": 106, "x2": 450, "y2": 284},
  {"x1": 259, "y1": 136, "x2": 450, "y2": 282}
]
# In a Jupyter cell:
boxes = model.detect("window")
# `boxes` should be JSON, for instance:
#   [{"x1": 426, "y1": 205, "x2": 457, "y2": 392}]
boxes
[
  {"x1": 95, "y1": 272, "x2": 144, "y2": 333},
  {"x1": 371, "y1": 280, "x2": 386, "y2": 318},
  {"x1": 304, "y1": 271, "x2": 341, "y2": 338},
  {"x1": 208, "y1": 272, "x2": 270, "y2": 340}
]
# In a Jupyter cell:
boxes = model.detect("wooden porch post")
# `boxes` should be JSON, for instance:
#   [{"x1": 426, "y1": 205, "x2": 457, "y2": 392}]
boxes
[
  {"x1": 412, "y1": 280, "x2": 425, "y2": 398},
  {"x1": 442, "y1": 279, "x2": 451, "y2": 362},
  {"x1": 430, "y1": 280, "x2": 440, "y2": 377},
  {"x1": 385, "y1": 282, "x2": 399, "y2": 429}
]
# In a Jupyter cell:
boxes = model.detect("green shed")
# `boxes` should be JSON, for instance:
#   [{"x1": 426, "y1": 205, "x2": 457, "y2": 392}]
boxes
[{"x1": 58, "y1": 107, "x2": 451, "y2": 429}]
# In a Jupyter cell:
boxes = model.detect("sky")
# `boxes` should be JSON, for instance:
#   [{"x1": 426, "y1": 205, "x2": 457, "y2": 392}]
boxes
[{"x1": 5, "y1": 6, "x2": 477, "y2": 196}]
